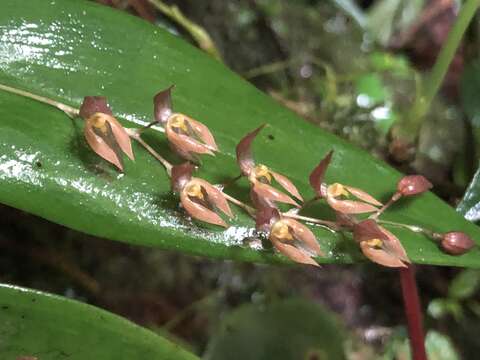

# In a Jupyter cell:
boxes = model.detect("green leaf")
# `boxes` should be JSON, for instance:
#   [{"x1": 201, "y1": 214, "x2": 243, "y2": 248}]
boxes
[
  {"x1": 0, "y1": 283, "x2": 198, "y2": 359},
  {"x1": 384, "y1": 328, "x2": 460, "y2": 360},
  {"x1": 425, "y1": 331, "x2": 461, "y2": 360},
  {"x1": 457, "y1": 164, "x2": 480, "y2": 222},
  {"x1": 427, "y1": 298, "x2": 463, "y2": 321},
  {"x1": 448, "y1": 268, "x2": 480, "y2": 300},
  {"x1": 0, "y1": 0, "x2": 479, "y2": 267},
  {"x1": 203, "y1": 298, "x2": 345, "y2": 360}
]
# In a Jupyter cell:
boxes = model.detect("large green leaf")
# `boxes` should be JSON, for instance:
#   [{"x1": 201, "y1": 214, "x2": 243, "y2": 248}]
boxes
[
  {"x1": 0, "y1": 283, "x2": 198, "y2": 359},
  {"x1": 0, "y1": 0, "x2": 479, "y2": 267}
]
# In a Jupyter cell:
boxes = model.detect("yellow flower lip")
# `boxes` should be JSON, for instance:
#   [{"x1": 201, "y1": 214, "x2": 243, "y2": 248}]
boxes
[
  {"x1": 185, "y1": 181, "x2": 204, "y2": 199},
  {"x1": 365, "y1": 238, "x2": 383, "y2": 248},
  {"x1": 271, "y1": 220, "x2": 294, "y2": 242},
  {"x1": 89, "y1": 113, "x2": 108, "y2": 134},
  {"x1": 253, "y1": 164, "x2": 272, "y2": 182},
  {"x1": 169, "y1": 113, "x2": 188, "y2": 132},
  {"x1": 327, "y1": 183, "x2": 349, "y2": 198}
]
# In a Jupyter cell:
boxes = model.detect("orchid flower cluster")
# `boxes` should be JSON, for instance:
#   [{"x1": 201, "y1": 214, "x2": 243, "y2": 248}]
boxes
[{"x1": 4, "y1": 83, "x2": 476, "y2": 268}]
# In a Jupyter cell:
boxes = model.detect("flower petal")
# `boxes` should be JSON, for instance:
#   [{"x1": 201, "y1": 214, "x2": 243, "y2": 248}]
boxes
[
  {"x1": 360, "y1": 242, "x2": 407, "y2": 268},
  {"x1": 379, "y1": 226, "x2": 410, "y2": 263},
  {"x1": 236, "y1": 124, "x2": 266, "y2": 176},
  {"x1": 106, "y1": 115, "x2": 134, "y2": 160},
  {"x1": 309, "y1": 150, "x2": 333, "y2": 197},
  {"x1": 253, "y1": 182, "x2": 301, "y2": 208},
  {"x1": 355, "y1": 220, "x2": 409, "y2": 266},
  {"x1": 166, "y1": 125, "x2": 215, "y2": 158},
  {"x1": 326, "y1": 196, "x2": 378, "y2": 214},
  {"x1": 79, "y1": 96, "x2": 113, "y2": 119},
  {"x1": 187, "y1": 117, "x2": 218, "y2": 151},
  {"x1": 153, "y1": 85, "x2": 174, "y2": 124},
  {"x1": 169, "y1": 143, "x2": 199, "y2": 163},
  {"x1": 270, "y1": 171, "x2": 303, "y2": 202},
  {"x1": 344, "y1": 186, "x2": 382, "y2": 206},
  {"x1": 180, "y1": 189, "x2": 228, "y2": 227},
  {"x1": 171, "y1": 162, "x2": 194, "y2": 192},
  {"x1": 282, "y1": 218, "x2": 323, "y2": 256},
  {"x1": 335, "y1": 212, "x2": 357, "y2": 227},
  {"x1": 193, "y1": 178, "x2": 233, "y2": 218},
  {"x1": 353, "y1": 219, "x2": 387, "y2": 244},
  {"x1": 84, "y1": 121, "x2": 123, "y2": 171},
  {"x1": 255, "y1": 205, "x2": 280, "y2": 233},
  {"x1": 271, "y1": 238, "x2": 320, "y2": 267},
  {"x1": 397, "y1": 175, "x2": 433, "y2": 196}
]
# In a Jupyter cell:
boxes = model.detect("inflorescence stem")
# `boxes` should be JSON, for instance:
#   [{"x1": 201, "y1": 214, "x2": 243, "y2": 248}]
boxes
[
  {"x1": 399, "y1": 266, "x2": 428, "y2": 360},
  {"x1": 220, "y1": 192, "x2": 256, "y2": 216},
  {"x1": 377, "y1": 219, "x2": 437, "y2": 239},
  {"x1": 0, "y1": 82, "x2": 444, "y2": 240},
  {"x1": 125, "y1": 128, "x2": 172, "y2": 175},
  {"x1": 370, "y1": 193, "x2": 401, "y2": 220},
  {"x1": 0, "y1": 83, "x2": 79, "y2": 118}
]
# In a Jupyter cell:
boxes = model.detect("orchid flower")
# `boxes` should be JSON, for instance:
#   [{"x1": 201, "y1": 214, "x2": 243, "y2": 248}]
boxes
[
  {"x1": 309, "y1": 151, "x2": 382, "y2": 214},
  {"x1": 171, "y1": 162, "x2": 233, "y2": 227},
  {"x1": 439, "y1": 231, "x2": 475, "y2": 255},
  {"x1": 353, "y1": 219, "x2": 410, "y2": 268},
  {"x1": 370, "y1": 174, "x2": 433, "y2": 219},
  {"x1": 80, "y1": 96, "x2": 134, "y2": 171},
  {"x1": 153, "y1": 86, "x2": 218, "y2": 162},
  {"x1": 396, "y1": 175, "x2": 433, "y2": 197},
  {"x1": 236, "y1": 125, "x2": 302, "y2": 208},
  {"x1": 256, "y1": 206, "x2": 323, "y2": 266}
]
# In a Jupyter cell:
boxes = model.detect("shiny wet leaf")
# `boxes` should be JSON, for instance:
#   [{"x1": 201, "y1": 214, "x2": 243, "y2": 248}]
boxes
[{"x1": 0, "y1": 0, "x2": 479, "y2": 266}]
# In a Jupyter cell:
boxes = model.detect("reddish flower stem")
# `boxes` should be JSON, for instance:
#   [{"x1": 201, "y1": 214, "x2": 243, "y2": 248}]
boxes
[{"x1": 399, "y1": 265, "x2": 427, "y2": 360}]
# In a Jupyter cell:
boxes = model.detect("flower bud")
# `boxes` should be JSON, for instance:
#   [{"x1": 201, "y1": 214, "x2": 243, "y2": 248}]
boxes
[
  {"x1": 397, "y1": 175, "x2": 432, "y2": 197},
  {"x1": 441, "y1": 232, "x2": 475, "y2": 255}
]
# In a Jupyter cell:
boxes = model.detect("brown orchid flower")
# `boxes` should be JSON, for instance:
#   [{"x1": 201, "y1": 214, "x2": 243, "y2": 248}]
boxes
[
  {"x1": 171, "y1": 162, "x2": 233, "y2": 227},
  {"x1": 236, "y1": 125, "x2": 302, "y2": 208},
  {"x1": 353, "y1": 219, "x2": 410, "y2": 268},
  {"x1": 439, "y1": 231, "x2": 475, "y2": 255},
  {"x1": 153, "y1": 86, "x2": 218, "y2": 162},
  {"x1": 370, "y1": 175, "x2": 433, "y2": 219},
  {"x1": 396, "y1": 175, "x2": 433, "y2": 197},
  {"x1": 80, "y1": 96, "x2": 134, "y2": 171},
  {"x1": 309, "y1": 151, "x2": 382, "y2": 214},
  {"x1": 256, "y1": 206, "x2": 323, "y2": 267}
]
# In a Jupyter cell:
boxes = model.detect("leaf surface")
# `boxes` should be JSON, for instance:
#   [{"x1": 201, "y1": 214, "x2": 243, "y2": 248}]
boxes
[
  {"x1": 0, "y1": 0, "x2": 479, "y2": 266},
  {"x1": 0, "y1": 283, "x2": 198, "y2": 359}
]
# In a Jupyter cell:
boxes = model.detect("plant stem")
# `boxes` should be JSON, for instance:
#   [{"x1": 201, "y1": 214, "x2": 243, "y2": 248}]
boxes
[
  {"x1": 285, "y1": 195, "x2": 320, "y2": 215},
  {"x1": 137, "y1": 119, "x2": 165, "y2": 133},
  {"x1": 125, "y1": 128, "x2": 172, "y2": 175},
  {"x1": 377, "y1": 219, "x2": 436, "y2": 238},
  {"x1": 282, "y1": 213, "x2": 339, "y2": 232},
  {"x1": 147, "y1": 0, "x2": 222, "y2": 61},
  {"x1": 0, "y1": 83, "x2": 79, "y2": 118},
  {"x1": 404, "y1": 0, "x2": 480, "y2": 137},
  {"x1": 220, "y1": 191, "x2": 256, "y2": 217},
  {"x1": 221, "y1": 174, "x2": 243, "y2": 189},
  {"x1": 369, "y1": 193, "x2": 401, "y2": 220},
  {"x1": 399, "y1": 266, "x2": 427, "y2": 360},
  {"x1": 423, "y1": 0, "x2": 480, "y2": 112}
]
